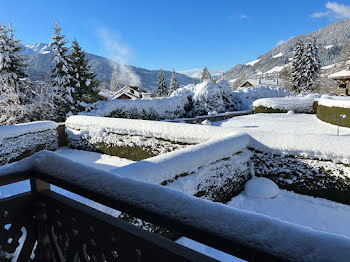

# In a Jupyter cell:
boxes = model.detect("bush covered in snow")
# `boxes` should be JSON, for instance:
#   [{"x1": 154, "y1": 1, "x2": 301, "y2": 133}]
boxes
[
  {"x1": 172, "y1": 80, "x2": 234, "y2": 117},
  {"x1": 233, "y1": 86, "x2": 289, "y2": 111},
  {"x1": 83, "y1": 80, "x2": 235, "y2": 120},
  {"x1": 253, "y1": 94, "x2": 319, "y2": 114},
  {"x1": 0, "y1": 121, "x2": 59, "y2": 165},
  {"x1": 252, "y1": 150, "x2": 350, "y2": 205},
  {"x1": 317, "y1": 95, "x2": 350, "y2": 128}
]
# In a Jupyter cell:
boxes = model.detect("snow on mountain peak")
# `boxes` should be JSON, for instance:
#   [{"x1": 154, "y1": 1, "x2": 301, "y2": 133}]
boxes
[{"x1": 21, "y1": 43, "x2": 52, "y2": 55}]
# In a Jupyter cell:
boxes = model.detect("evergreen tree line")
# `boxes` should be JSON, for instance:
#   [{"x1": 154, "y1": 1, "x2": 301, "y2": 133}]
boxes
[
  {"x1": 290, "y1": 38, "x2": 320, "y2": 94},
  {"x1": 156, "y1": 67, "x2": 212, "y2": 97},
  {"x1": 0, "y1": 22, "x2": 100, "y2": 125}
]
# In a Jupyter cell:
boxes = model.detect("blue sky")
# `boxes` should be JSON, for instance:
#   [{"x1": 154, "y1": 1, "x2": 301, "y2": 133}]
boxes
[{"x1": 1, "y1": 0, "x2": 350, "y2": 72}]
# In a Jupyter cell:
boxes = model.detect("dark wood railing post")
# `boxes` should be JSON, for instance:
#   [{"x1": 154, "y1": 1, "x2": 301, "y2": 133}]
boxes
[
  {"x1": 57, "y1": 123, "x2": 68, "y2": 147},
  {"x1": 30, "y1": 179, "x2": 52, "y2": 261}
]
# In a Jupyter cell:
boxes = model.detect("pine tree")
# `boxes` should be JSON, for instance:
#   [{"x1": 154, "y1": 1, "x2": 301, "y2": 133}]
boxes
[
  {"x1": 290, "y1": 40, "x2": 305, "y2": 93},
  {"x1": 49, "y1": 21, "x2": 74, "y2": 121},
  {"x1": 0, "y1": 23, "x2": 28, "y2": 125},
  {"x1": 200, "y1": 67, "x2": 211, "y2": 82},
  {"x1": 169, "y1": 69, "x2": 179, "y2": 95},
  {"x1": 69, "y1": 40, "x2": 99, "y2": 103},
  {"x1": 157, "y1": 69, "x2": 168, "y2": 96},
  {"x1": 302, "y1": 38, "x2": 320, "y2": 93},
  {"x1": 110, "y1": 70, "x2": 122, "y2": 92},
  {"x1": 193, "y1": 78, "x2": 197, "y2": 85},
  {"x1": 0, "y1": 23, "x2": 27, "y2": 104}
]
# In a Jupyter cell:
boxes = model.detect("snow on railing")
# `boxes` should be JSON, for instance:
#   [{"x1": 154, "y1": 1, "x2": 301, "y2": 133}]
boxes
[{"x1": 1, "y1": 150, "x2": 350, "y2": 262}]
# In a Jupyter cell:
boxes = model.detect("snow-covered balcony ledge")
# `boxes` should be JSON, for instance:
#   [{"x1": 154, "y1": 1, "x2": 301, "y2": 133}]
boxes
[{"x1": 1, "y1": 151, "x2": 350, "y2": 262}]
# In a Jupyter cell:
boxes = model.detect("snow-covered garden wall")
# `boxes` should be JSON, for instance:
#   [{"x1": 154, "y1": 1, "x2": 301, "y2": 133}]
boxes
[
  {"x1": 0, "y1": 121, "x2": 59, "y2": 165},
  {"x1": 253, "y1": 94, "x2": 319, "y2": 113},
  {"x1": 317, "y1": 95, "x2": 350, "y2": 128},
  {"x1": 65, "y1": 116, "x2": 232, "y2": 160}
]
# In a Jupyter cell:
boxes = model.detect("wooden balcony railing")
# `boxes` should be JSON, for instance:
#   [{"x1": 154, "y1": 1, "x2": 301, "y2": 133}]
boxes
[{"x1": 1, "y1": 152, "x2": 348, "y2": 261}]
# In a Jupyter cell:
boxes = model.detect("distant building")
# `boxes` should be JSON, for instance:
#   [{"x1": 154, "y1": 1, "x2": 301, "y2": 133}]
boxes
[
  {"x1": 239, "y1": 78, "x2": 281, "y2": 88},
  {"x1": 113, "y1": 86, "x2": 153, "y2": 100},
  {"x1": 328, "y1": 61, "x2": 350, "y2": 96}
]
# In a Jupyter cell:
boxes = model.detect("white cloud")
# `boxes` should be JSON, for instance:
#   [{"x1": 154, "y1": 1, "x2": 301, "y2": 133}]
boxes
[
  {"x1": 276, "y1": 40, "x2": 286, "y2": 47},
  {"x1": 311, "y1": 2, "x2": 350, "y2": 19},
  {"x1": 240, "y1": 14, "x2": 248, "y2": 19}
]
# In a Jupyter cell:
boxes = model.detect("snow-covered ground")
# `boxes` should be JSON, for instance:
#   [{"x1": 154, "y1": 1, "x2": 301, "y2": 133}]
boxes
[
  {"x1": 214, "y1": 113, "x2": 350, "y2": 163},
  {"x1": 228, "y1": 177, "x2": 350, "y2": 239},
  {"x1": 56, "y1": 148, "x2": 134, "y2": 171}
]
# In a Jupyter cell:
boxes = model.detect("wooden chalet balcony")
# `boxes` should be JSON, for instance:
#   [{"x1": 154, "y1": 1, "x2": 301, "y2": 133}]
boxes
[
  {"x1": 0, "y1": 151, "x2": 348, "y2": 261},
  {"x1": 0, "y1": 169, "x2": 285, "y2": 262},
  {"x1": 329, "y1": 87, "x2": 348, "y2": 96}
]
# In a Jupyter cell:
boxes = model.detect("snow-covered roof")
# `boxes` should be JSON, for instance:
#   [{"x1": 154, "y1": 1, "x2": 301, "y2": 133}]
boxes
[
  {"x1": 241, "y1": 79, "x2": 281, "y2": 87},
  {"x1": 328, "y1": 70, "x2": 350, "y2": 80},
  {"x1": 113, "y1": 92, "x2": 139, "y2": 100}
]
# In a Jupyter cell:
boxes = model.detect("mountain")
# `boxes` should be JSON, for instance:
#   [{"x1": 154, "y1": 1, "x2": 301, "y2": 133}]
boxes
[
  {"x1": 179, "y1": 68, "x2": 203, "y2": 79},
  {"x1": 179, "y1": 68, "x2": 224, "y2": 79},
  {"x1": 20, "y1": 44, "x2": 194, "y2": 89},
  {"x1": 222, "y1": 18, "x2": 350, "y2": 81}
]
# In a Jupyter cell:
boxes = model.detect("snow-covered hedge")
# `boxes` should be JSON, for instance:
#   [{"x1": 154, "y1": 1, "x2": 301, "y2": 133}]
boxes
[
  {"x1": 0, "y1": 121, "x2": 59, "y2": 165},
  {"x1": 318, "y1": 95, "x2": 350, "y2": 109},
  {"x1": 82, "y1": 80, "x2": 235, "y2": 120},
  {"x1": 65, "y1": 116, "x2": 232, "y2": 160},
  {"x1": 114, "y1": 134, "x2": 252, "y2": 202},
  {"x1": 317, "y1": 95, "x2": 350, "y2": 128},
  {"x1": 252, "y1": 150, "x2": 350, "y2": 205},
  {"x1": 233, "y1": 86, "x2": 289, "y2": 111},
  {"x1": 253, "y1": 94, "x2": 319, "y2": 113}
]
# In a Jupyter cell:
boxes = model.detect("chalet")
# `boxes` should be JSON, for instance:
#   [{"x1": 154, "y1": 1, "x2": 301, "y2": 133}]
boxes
[
  {"x1": 113, "y1": 86, "x2": 153, "y2": 100},
  {"x1": 328, "y1": 62, "x2": 350, "y2": 96},
  {"x1": 239, "y1": 78, "x2": 281, "y2": 88}
]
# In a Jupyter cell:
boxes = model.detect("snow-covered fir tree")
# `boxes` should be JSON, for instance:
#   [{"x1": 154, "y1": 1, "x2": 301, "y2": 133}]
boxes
[
  {"x1": 169, "y1": 69, "x2": 179, "y2": 95},
  {"x1": 110, "y1": 70, "x2": 122, "y2": 92},
  {"x1": 200, "y1": 67, "x2": 211, "y2": 82},
  {"x1": 157, "y1": 69, "x2": 168, "y2": 96},
  {"x1": 49, "y1": 21, "x2": 75, "y2": 121},
  {"x1": 0, "y1": 23, "x2": 28, "y2": 125},
  {"x1": 69, "y1": 40, "x2": 99, "y2": 104},
  {"x1": 290, "y1": 40, "x2": 305, "y2": 93},
  {"x1": 302, "y1": 38, "x2": 320, "y2": 93}
]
